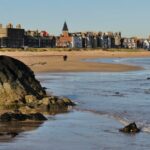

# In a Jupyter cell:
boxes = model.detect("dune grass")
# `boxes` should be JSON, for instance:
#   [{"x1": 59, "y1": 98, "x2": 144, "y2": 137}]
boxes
[{"x1": 0, "y1": 47, "x2": 147, "y2": 52}]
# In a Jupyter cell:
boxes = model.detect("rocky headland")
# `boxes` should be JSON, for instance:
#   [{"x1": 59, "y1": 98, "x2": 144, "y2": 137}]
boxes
[{"x1": 0, "y1": 55, "x2": 75, "y2": 122}]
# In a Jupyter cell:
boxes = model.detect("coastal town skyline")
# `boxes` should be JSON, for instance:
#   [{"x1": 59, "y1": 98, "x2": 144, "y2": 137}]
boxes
[
  {"x1": 0, "y1": 0, "x2": 150, "y2": 38},
  {"x1": 0, "y1": 0, "x2": 150, "y2": 149}
]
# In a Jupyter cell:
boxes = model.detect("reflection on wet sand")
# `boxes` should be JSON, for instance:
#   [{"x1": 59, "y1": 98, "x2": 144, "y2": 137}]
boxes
[
  {"x1": 0, "y1": 107, "x2": 73, "y2": 143},
  {"x1": 42, "y1": 106, "x2": 73, "y2": 115},
  {"x1": 0, "y1": 121, "x2": 44, "y2": 142}
]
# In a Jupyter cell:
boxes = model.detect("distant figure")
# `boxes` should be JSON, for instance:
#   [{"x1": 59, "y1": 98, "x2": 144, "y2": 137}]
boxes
[{"x1": 63, "y1": 55, "x2": 68, "y2": 61}]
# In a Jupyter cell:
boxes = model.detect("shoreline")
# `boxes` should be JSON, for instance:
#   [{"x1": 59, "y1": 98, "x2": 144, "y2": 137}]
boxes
[{"x1": 1, "y1": 49, "x2": 150, "y2": 72}]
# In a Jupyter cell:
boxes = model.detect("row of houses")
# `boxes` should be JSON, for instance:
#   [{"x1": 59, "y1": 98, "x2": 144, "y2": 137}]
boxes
[
  {"x1": 56, "y1": 22, "x2": 122, "y2": 49},
  {"x1": 0, "y1": 22, "x2": 150, "y2": 49},
  {"x1": 0, "y1": 23, "x2": 56, "y2": 48},
  {"x1": 122, "y1": 38, "x2": 150, "y2": 49},
  {"x1": 58, "y1": 22, "x2": 150, "y2": 50}
]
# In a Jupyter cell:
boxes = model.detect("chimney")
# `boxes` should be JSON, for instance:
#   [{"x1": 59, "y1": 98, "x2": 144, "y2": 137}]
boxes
[
  {"x1": 16, "y1": 24, "x2": 21, "y2": 29},
  {"x1": 7, "y1": 23, "x2": 13, "y2": 28}
]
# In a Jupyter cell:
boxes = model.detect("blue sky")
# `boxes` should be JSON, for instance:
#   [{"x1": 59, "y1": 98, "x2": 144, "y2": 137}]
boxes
[{"x1": 0, "y1": 0, "x2": 149, "y2": 37}]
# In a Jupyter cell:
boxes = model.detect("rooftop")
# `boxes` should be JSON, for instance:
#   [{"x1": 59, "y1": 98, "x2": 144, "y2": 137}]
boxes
[{"x1": 62, "y1": 22, "x2": 68, "y2": 31}]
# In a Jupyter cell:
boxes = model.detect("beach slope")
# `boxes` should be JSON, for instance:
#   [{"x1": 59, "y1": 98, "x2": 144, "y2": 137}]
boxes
[{"x1": 1, "y1": 50, "x2": 149, "y2": 72}]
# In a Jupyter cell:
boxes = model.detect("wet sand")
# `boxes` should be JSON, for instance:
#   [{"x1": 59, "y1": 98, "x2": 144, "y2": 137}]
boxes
[{"x1": 1, "y1": 50, "x2": 150, "y2": 72}]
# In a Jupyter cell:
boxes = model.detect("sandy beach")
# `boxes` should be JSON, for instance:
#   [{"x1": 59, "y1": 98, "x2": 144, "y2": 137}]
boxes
[{"x1": 1, "y1": 49, "x2": 150, "y2": 72}]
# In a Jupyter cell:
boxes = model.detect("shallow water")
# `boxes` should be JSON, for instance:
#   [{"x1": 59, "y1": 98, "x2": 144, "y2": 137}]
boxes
[{"x1": 1, "y1": 57, "x2": 150, "y2": 150}]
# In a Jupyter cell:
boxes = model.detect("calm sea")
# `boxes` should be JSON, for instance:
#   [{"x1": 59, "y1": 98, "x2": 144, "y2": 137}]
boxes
[{"x1": 1, "y1": 57, "x2": 150, "y2": 150}]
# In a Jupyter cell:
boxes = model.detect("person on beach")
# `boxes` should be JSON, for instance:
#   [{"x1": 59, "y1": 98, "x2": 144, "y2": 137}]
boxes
[{"x1": 63, "y1": 55, "x2": 68, "y2": 61}]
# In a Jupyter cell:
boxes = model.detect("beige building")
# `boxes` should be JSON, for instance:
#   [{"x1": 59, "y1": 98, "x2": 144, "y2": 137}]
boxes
[{"x1": 0, "y1": 24, "x2": 7, "y2": 38}]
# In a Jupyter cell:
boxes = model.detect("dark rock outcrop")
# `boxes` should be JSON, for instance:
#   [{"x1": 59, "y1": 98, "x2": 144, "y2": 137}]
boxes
[
  {"x1": 0, "y1": 55, "x2": 46, "y2": 107},
  {"x1": 18, "y1": 95, "x2": 75, "y2": 114},
  {"x1": 119, "y1": 122, "x2": 140, "y2": 133},
  {"x1": 0, "y1": 132, "x2": 18, "y2": 138},
  {"x1": 0, "y1": 112, "x2": 47, "y2": 121},
  {"x1": 0, "y1": 55, "x2": 75, "y2": 114},
  {"x1": 27, "y1": 113, "x2": 48, "y2": 121}
]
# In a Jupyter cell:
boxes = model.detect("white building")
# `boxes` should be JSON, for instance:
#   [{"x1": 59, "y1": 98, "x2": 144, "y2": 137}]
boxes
[{"x1": 72, "y1": 33, "x2": 82, "y2": 48}]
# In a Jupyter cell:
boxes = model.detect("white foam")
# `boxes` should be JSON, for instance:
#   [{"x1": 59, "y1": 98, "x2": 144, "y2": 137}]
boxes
[
  {"x1": 112, "y1": 115, "x2": 130, "y2": 126},
  {"x1": 142, "y1": 126, "x2": 150, "y2": 133}
]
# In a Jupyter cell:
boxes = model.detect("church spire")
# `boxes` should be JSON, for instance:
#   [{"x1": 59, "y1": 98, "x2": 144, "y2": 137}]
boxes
[{"x1": 62, "y1": 21, "x2": 68, "y2": 32}]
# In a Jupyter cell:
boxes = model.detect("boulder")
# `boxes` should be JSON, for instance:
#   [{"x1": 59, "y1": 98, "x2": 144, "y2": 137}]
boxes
[
  {"x1": 0, "y1": 55, "x2": 46, "y2": 107},
  {"x1": 0, "y1": 112, "x2": 47, "y2": 122},
  {"x1": 25, "y1": 95, "x2": 37, "y2": 104},
  {"x1": 0, "y1": 112, "x2": 28, "y2": 121},
  {"x1": 41, "y1": 97, "x2": 50, "y2": 106},
  {"x1": 28, "y1": 113, "x2": 48, "y2": 121},
  {"x1": 19, "y1": 106, "x2": 38, "y2": 114},
  {"x1": 119, "y1": 122, "x2": 140, "y2": 133},
  {"x1": 62, "y1": 97, "x2": 75, "y2": 106}
]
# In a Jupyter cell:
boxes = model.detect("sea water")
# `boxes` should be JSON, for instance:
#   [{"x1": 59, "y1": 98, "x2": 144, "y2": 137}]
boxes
[{"x1": 1, "y1": 58, "x2": 150, "y2": 150}]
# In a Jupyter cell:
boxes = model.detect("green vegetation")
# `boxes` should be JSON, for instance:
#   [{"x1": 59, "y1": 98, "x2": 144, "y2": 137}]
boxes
[
  {"x1": 103, "y1": 48, "x2": 146, "y2": 52},
  {"x1": 0, "y1": 47, "x2": 147, "y2": 52}
]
